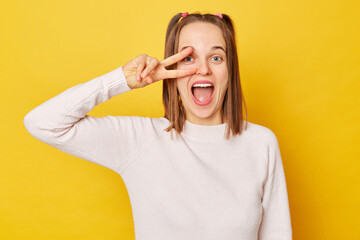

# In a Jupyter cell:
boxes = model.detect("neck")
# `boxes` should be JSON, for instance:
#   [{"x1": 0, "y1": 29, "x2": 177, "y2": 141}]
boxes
[{"x1": 185, "y1": 109, "x2": 223, "y2": 126}]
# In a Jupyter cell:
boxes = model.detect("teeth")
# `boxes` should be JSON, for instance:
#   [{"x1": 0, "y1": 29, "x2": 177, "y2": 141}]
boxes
[{"x1": 193, "y1": 83, "x2": 213, "y2": 87}]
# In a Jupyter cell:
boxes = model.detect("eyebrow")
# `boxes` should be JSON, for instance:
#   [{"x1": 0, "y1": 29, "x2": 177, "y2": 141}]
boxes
[{"x1": 180, "y1": 45, "x2": 226, "y2": 53}]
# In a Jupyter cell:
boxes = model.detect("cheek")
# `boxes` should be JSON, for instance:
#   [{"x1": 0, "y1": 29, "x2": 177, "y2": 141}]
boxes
[
  {"x1": 221, "y1": 68, "x2": 228, "y2": 79},
  {"x1": 218, "y1": 83, "x2": 228, "y2": 96},
  {"x1": 176, "y1": 79, "x2": 187, "y2": 95},
  {"x1": 214, "y1": 65, "x2": 228, "y2": 78},
  {"x1": 176, "y1": 76, "x2": 191, "y2": 90},
  {"x1": 177, "y1": 61, "x2": 192, "y2": 70},
  {"x1": 216, "y1": 69, "x2": 228, "y2": 94}
]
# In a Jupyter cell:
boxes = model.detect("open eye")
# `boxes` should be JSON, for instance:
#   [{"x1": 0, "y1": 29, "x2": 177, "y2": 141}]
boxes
[
  {"x1": 184, "y1": 56, "x2": 193, "y2": 62},
  {"x1": 212, "y1": 56, "x2": 223, "y2": 62}
]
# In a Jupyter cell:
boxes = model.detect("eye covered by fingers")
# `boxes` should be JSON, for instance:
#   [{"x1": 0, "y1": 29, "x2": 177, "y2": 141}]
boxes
[
  {"x1": 135, "y1": 47, "x2": 196, "y2": 83},
  {"x1": 160, "y1": 46, "x2": 194, "y2": 67}
]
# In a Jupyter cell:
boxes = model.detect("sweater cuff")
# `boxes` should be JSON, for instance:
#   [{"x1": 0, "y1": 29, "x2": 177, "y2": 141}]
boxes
[{"x1": 102, "y1": 65, "x2": 132, "y2": 97}]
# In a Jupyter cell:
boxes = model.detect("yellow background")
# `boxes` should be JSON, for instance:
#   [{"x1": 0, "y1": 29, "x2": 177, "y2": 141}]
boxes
[{"x1": 1, "y1": 0, "x2": 359, "y2": 239}]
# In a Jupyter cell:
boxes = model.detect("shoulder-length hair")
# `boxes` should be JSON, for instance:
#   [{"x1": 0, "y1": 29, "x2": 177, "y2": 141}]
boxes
[{"x1": 162, "y1": 12, "x2": 248, "y2": 140}]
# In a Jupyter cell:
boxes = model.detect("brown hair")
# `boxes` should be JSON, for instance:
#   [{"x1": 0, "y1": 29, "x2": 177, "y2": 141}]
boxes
[{"x1": 162, "y1": 12, "x2": 248, "y2": 140}]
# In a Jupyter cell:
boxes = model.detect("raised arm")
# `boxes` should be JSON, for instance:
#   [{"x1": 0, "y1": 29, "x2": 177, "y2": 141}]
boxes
[
  {"x1": 24, "y1": 48, "x2": 197, "y2": 174},
  {"x1": 23, "y1": 65, "x2": 137, "y2": 173}
]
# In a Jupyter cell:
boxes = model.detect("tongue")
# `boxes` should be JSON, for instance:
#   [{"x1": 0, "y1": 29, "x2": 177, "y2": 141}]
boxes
[{"x1": 193, "y1": 87, "x2": 213, "y2": 102}]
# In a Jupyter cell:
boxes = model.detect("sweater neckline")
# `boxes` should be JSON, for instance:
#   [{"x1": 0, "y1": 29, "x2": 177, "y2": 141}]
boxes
[{"x1": 181, "y1": 119, "x2": 227, "y2": 141}]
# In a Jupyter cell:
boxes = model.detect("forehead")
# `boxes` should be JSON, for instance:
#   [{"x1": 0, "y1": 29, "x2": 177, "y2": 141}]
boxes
[{"x1": 178, "y1": 22, "x2": 226, "y2": 51}]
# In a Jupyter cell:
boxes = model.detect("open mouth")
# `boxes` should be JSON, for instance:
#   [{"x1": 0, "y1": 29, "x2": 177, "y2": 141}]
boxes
[{"x1": 191, "y1": 82, "x2": 215, "y2": 106}]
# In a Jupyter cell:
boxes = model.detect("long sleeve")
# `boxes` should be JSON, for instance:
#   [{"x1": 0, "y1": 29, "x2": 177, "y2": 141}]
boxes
[
  {"x1": 258, "y1": 130, "x2": 292, "y2": 240},
  {"x1": 23, "y1": 65, "x2": 142, "y2": 174}
]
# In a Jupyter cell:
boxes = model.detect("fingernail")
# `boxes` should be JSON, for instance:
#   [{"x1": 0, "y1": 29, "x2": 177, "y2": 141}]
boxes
[
  {"x1": 141, "y1": 71, "x2": 146, "y2": 78},
  {"x1": 137, "y1": 75, "x2": 140, "y2": 81}
]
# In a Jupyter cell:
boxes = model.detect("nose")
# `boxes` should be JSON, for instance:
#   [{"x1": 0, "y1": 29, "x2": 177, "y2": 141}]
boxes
[{"x1": 196, "y1": 58, "x2": 212, "y2": 76}]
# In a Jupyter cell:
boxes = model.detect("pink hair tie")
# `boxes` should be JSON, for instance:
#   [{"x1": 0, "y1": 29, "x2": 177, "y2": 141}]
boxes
[
  {"x1": 215, "y1": 13, "x2": 223, "y2": 19},
  {"x1": 181, "y1": 12, "x2": 189, "y2": 18}
]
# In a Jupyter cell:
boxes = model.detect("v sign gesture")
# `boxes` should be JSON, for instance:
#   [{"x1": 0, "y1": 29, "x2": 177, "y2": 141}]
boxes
[{"x1": 122, "y1": 47, "x2": 197, "y2": 89}]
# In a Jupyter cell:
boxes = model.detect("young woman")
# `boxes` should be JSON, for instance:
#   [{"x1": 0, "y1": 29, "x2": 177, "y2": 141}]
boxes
[{"x1": 24, "y1": 12, "x2": 292, "y2": 240}]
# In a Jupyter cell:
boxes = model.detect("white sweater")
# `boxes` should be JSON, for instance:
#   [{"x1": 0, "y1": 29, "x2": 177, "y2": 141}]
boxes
[{"x1": 24, "y1": 65, "x2": 292, "y2": 240}]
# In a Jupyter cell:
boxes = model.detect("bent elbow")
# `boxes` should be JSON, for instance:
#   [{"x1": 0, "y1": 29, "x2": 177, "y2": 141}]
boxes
[
  {"x1": 23, "y1": 111, "x2": 59, "y2": 142},
  {"x1": 24, "y1": 111, "x2": 45, "y2": 140}
]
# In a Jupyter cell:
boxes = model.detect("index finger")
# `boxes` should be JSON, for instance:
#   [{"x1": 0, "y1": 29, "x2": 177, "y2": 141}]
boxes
[{"x1": 160, "y1": 47, "x2": 193, "y2": 67}]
